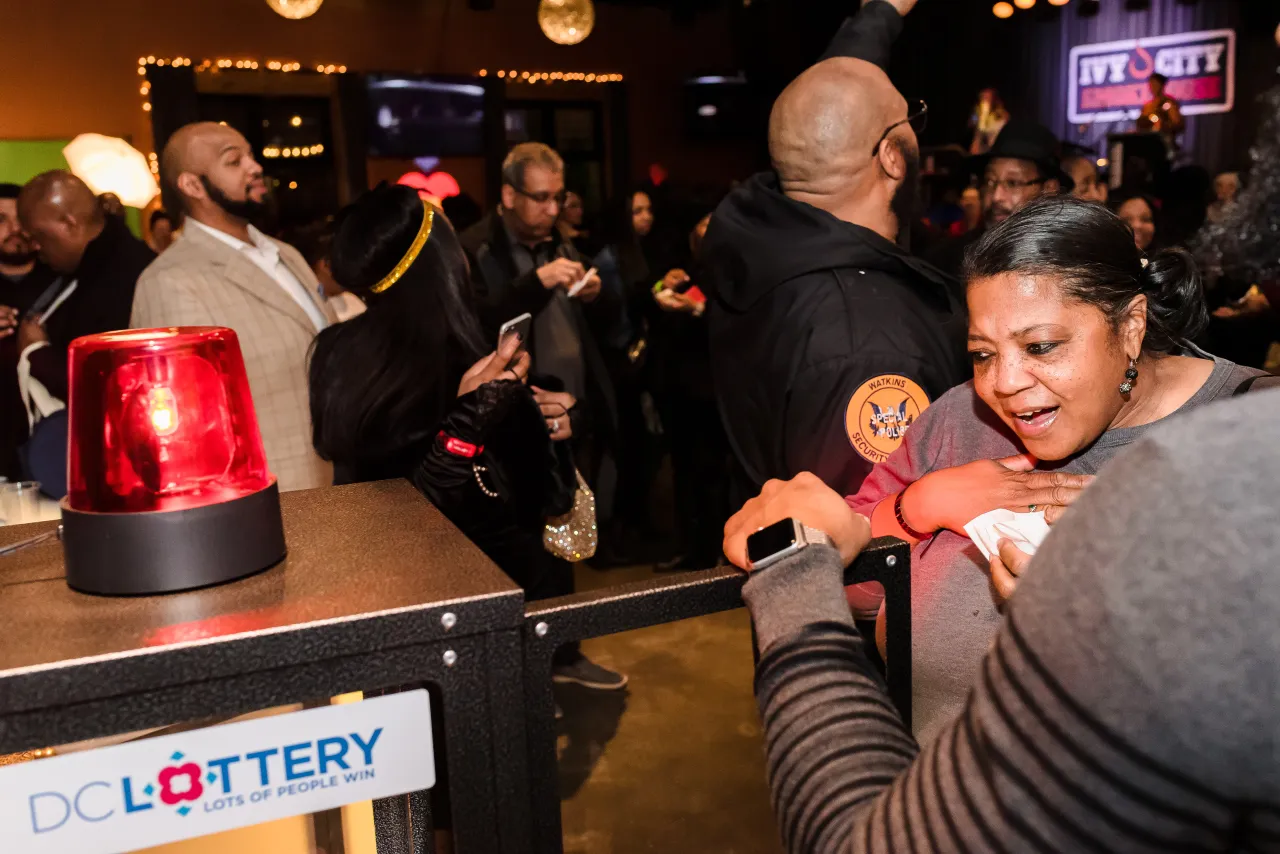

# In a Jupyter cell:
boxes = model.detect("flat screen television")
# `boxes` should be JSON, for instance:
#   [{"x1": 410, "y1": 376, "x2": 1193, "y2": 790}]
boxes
[
  {"x1": 684, "y1": 74, "x2": 756, "y2": 141},
  {"x1": 366, "y1": 74, "x2": 487, "y2": 158}
]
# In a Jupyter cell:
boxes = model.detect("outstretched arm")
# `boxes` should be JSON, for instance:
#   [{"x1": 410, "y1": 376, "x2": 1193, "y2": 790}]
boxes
[{"x1": 734, "y1": 423, "x2": 1250, "y2": 852}]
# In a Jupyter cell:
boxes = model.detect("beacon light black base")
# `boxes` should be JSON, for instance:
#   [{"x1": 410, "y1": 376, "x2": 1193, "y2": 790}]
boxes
[{"x1": 61, "y1": 482, "x2": 286, "y2": 596}]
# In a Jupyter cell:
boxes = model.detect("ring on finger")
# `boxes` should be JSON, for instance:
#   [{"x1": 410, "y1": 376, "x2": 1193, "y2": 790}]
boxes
[
  {"x1": 551, "y1": 418, "x2": 561, "y2": 434},
  {"x1": 1028, "y1": 504, "x2": 1038, "y2": 512}
]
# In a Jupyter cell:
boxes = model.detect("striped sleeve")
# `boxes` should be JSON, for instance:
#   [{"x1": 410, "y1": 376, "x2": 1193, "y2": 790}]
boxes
[{"x1": 746, "y1": 551, "x2": 1272, "y2": 854}]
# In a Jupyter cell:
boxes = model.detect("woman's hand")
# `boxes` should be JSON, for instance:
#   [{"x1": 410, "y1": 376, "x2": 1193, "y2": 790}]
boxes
[
  {"x1": 724, "y1": 473, "x2": 871, "y2": 570},
  {"x1": 659, "y1": 268, "x2": 691, "y2": 291},
  {"x1": 457, "y1": 335, "x2": 530, "y2": 398},
  {"x1": 900, "y1": 454, "x2": 1094, "y2": 535},
  {"x1": 654, "y1": 288, "x2": 702, "y2": 315},
  {"x1": 989, "y1": 537, "x2": 1033, "y2": 610},
  {"x1": 531, "y1": 386, "x2": 575, "y2": 442}
]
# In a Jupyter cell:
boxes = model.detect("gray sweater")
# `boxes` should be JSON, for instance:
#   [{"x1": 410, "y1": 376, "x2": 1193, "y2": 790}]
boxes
[
  {"x1": 846, "y1": 353, "x2": 1259, "y2": 743},
  {"x1": 744, "y1": 388, "x2": 1280, "y2": 853}
]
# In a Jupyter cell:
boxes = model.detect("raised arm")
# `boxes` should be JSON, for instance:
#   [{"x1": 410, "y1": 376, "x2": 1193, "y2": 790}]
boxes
[{"x1": 820, "y1": 0, "x2": 915, "y2": 69}]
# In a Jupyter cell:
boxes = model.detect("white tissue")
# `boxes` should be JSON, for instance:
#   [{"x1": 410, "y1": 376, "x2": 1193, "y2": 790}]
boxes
[{"x1": 963, "y1": 509, "x2": 1052, "y2": 561}]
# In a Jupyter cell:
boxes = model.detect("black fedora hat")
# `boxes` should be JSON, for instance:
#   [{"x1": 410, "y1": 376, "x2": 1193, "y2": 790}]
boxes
[{"x1": 970, "y1": 120, "x2": 1075, "y2": 193}]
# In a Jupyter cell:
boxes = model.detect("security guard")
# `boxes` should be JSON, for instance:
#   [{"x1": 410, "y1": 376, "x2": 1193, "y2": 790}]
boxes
[{"x1": 702, "y1": 0, "x2": 970, "y2": 499}]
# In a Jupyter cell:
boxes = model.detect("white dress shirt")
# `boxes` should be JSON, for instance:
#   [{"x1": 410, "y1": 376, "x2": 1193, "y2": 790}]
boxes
[
  {"x1": 327, "y1": 291, "x2": 367, "y2": 322},
  {"x1": 184, "y1": 217, "x2": 329, "y2": 332}
]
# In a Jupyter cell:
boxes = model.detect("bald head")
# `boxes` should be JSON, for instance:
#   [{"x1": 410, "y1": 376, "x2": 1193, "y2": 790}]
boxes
[
  {"x1": 19, "y1": 171, "x2": 102, "y2": 226},
  {"x1": 160, "y1": 122, "x2": 221, "y2": 201},
  {"x1": 18, "y1": 171, "x2": 105, "y2": 273},
  {"x1": 770, "y1": 57, "x2": 905, "y2": 195},
  {"x1": 160, "y1": 122, "x2": 267, "y2": 228}
]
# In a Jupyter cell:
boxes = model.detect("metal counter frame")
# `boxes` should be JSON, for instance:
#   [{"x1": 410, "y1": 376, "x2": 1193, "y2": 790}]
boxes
[{"x1": 521, "y1": 537, "x2": 911, "y2": 854}]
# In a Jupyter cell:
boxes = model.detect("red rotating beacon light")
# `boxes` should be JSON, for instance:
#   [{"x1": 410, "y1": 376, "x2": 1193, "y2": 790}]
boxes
[{"x1": 61, "y1": 327, "x2": 286, "y2": 595}]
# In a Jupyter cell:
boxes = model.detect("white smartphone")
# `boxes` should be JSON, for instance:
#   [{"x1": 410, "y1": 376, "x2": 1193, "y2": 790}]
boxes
[
  {"x1": 567, "y1": 266, "x2": 598, "y2": 298},
  {"x1": 497, "y1": 312, "x2": 533, "y2": 358}
]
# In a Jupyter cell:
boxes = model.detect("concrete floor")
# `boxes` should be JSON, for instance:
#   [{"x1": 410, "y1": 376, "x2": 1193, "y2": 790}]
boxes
[{"x1": 555, "y1": 563, "x2": 782, "y2": 854}]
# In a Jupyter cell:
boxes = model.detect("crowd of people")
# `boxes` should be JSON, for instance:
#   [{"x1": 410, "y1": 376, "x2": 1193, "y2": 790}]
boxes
[
  {"x1": 1, "y1": 0, "x2": 1279, "y2": 848},
  {"x1": 715, "y1": 1, "x2": 1280, "y2": 852}
]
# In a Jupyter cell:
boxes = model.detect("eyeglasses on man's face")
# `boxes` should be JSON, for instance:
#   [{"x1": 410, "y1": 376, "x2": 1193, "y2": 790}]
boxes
[
  {"x1": 871, "y1": 100, "x2": 928, "y2": 156},
  {"x1": 981, "y1": 177, "x2": 1046, "y2": 195},
  {"x1": 513, "y1": 186, "x2": 567, "y2": 207}
]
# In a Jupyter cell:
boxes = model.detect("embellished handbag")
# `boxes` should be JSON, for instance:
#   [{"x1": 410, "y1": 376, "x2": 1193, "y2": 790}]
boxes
[{"x1": 543, "y1": 468, "x2": 597, "y2": 562}]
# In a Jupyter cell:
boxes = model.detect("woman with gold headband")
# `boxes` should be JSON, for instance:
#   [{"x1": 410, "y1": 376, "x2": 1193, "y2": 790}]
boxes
[{"x1": 308, "y1": 185, "x2": 628, "y2": 703}]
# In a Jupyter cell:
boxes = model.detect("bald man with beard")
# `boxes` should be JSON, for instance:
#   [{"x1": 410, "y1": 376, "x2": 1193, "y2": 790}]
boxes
[
  {"x1": 132, "y1": 122, "x2": 335, "y2": 492},
  {"x1": 16, "y1": 171, "x2": 153, "y2": 405},
  {"x1": 701, "y1": 0, "x2": 969, "y2": 507}
]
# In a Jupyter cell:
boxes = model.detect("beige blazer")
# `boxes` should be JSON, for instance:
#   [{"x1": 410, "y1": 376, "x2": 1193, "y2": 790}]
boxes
[{"x1": 130, "y1": 222, "x2": 338, "y2": 493}]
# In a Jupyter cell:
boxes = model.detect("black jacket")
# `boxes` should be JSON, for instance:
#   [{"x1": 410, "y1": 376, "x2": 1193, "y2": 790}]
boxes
[
  {"x1": 701, "y1": 0, "x2": 971, "y2": 498},
  {"x1": 459, "y1": 211, "x2": 619, "y2": 440},
  {"x1": 0, "y1": 263, "x2": 57, "y2": 479},
  {"x1": 333, "y1": 379, "x2": 576, "y2": 599},
  {"x1": 703, "y1": 174, "x2": 969, "y2": 497},
  {"x1": 28, "y1": 216, "x2": 154, "y2": 401}
]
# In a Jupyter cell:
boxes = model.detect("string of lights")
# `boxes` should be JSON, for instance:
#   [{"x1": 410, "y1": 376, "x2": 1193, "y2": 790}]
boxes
[
  {"x1": 478, "y1": 69, "x2": 624, "y2": 83},
  {"x1": 136, "y1": 56, "x2": 343, "y2": 180},
  {"x1": 136, "y1": 56, "x2": 348, "y2": 116},
  {"x1": 133, "y1": 57, "x2": 622, "y2": 188},
  {"x1": 262, "y1": 144, "x2": 326, "y2": 159},
  {"x1": 994, "y1": 0, "x2": 1070, "y2": 16}
]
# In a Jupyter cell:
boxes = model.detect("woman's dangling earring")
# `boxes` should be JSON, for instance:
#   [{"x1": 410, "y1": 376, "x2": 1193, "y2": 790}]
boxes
[{"x1": 1119, "y1": 358, "x2": 1139, "y2": 395}]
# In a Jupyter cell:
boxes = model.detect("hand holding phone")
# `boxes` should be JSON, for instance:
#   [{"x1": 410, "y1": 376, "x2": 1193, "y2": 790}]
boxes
[
  {"x1": 458, "y1": 327, "x2": 531, "y2": 397},
  {"x1": 497, "y1": 312, "x2": 533, "y2": 359}
]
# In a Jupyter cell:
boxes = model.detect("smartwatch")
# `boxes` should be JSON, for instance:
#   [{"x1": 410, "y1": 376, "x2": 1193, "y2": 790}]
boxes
[{"x1": 747, "y1": 518, "x2": 834, "y2": 571}]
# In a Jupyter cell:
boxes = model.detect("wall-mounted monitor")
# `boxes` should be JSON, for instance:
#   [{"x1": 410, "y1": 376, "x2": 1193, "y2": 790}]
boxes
[
  {"x1": 366, "y1": 74, "x2": 487, "y2": 158},
  {"x1": 684, "y1": 74, "x2": 756, "y2": 141}
]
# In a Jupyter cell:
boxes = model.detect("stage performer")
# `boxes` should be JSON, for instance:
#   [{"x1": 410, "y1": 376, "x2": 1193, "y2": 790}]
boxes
[{"x1": 1136, "y1": 73, "x2": 1185, "y2": 148}]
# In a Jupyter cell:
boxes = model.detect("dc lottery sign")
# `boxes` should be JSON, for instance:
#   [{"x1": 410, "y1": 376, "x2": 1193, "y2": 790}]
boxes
[
  {"x1": 0, "y1": 690, "x2": 434, "y2": 854},
  {"x1": 1069, "y1": 28, "x2": 1236, "y2": 124}
]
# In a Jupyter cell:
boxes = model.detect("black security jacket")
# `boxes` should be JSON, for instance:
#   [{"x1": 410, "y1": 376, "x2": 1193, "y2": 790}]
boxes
[{"x1": 701, "y1": 1, "x2": 970, "y2": 497}]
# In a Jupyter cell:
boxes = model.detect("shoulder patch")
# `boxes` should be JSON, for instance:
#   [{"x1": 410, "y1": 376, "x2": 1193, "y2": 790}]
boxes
[{"x1": 845, "y1": 375, "x2": 931, "y2": 464}]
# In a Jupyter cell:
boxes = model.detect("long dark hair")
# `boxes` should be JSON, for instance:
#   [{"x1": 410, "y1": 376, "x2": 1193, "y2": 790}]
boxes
[
  {"x1": 310, "y1": 184, "x2": 487, "y2": 466},
  {"x1": 964, "y1": 195, "x2": 1208, "y2": 354},
  {"x1": 603, "y1": 189, "x2": 654, "y2": 289}
]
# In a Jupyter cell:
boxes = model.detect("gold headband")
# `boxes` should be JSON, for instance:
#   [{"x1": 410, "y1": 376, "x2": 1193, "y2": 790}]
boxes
[{"x1": 370, "y1": 201, "x2": 435, "y2": 294}]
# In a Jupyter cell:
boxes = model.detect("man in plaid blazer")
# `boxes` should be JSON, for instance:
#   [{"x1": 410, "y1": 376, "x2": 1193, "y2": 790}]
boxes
[{"x1": 131, "y1": 122, "x2": 336, "y2": 492}]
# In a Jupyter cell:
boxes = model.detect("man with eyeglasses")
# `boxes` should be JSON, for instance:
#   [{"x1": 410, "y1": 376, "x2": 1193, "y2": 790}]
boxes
[
  {"x1": 461, "y1": 144, "x2": 625, "y2": 693},
  {"x1": 925, "y1": 120, "x2": 1074, "y2": 279},
  {"x1": 701, "y1": 0, "x2": 970, "y2": 512},
  {"x1": 460, "y1": 143, "x2": 616, "y2": 446}
]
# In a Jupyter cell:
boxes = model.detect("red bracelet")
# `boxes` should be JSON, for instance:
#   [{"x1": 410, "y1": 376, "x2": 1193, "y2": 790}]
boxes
[
  {"x1": 893, "y1": 487, "x2": 931, "y2": 540},
  {"x1": 437, "y1": 431, "x2": 483, "y2": 458}
]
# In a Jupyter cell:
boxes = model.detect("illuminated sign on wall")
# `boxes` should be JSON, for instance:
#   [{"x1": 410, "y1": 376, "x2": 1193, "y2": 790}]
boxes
[{"x1": 1069, "y1": 28, "x2": 1235, "y2": 124}]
